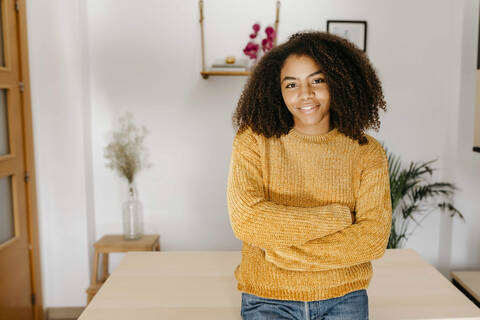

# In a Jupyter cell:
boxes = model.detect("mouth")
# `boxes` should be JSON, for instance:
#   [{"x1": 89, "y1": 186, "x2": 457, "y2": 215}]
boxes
[{"x1": 297, "y1": 104, "x2": 320, "y2": 114}]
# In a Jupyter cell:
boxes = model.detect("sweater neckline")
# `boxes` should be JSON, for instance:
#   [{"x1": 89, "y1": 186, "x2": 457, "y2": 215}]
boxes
[{"x1": 288, "y1": 127, "x2": 340, "y2": 143}]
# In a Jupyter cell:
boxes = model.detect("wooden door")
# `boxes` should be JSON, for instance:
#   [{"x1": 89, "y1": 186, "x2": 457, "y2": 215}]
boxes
[{"x1": 0, "y1": 0, "x2": 34, "y2": 319}]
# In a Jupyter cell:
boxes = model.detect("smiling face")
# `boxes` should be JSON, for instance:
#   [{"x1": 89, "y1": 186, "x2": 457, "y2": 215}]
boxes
[{"x1": 280, "y1": 54, "x2": 331, "y2": 136}]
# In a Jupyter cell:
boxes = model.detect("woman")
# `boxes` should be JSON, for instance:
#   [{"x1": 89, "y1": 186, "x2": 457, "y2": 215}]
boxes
[{"x1": 227, "y1": 31, "x2": 392, "y2": 320}]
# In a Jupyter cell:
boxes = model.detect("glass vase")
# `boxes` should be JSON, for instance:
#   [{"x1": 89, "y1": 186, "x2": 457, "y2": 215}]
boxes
[{"x1": 122, "y1": 182, "x2": 144, "y2": 240}]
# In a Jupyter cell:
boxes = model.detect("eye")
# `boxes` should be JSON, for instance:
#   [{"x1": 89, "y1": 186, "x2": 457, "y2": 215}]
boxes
[
  {"x1": 313, "y1": 78, "x2": 326, "y2": 84},
  {"x1": 285, "y1": 83, "x2": 297, "y2": 89}
]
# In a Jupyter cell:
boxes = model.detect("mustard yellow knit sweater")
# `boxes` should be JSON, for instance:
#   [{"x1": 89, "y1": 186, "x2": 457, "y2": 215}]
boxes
[{"x1": 226, "y1": 126, "x2": 392, "y2": 302}]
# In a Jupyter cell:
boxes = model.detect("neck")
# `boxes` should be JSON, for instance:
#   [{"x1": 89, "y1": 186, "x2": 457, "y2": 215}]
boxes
[{"x1": 294, "y1": 119, "x2": 331, "y2": 136}]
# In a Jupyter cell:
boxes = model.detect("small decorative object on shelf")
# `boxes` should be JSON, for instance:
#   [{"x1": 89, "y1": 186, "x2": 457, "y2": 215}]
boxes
[
  {"x1": 210, "y1": 58, "x2": 248, "y2": 72},
  {"x1": 199, "y1": 0, "x2": 281, "y2": 79},
  {"x1": 104, "y1": 112, "x2": 152, "y2": 240},
  {"x1": 225, "y1": 56, "x2": 236, "y2": 64}
]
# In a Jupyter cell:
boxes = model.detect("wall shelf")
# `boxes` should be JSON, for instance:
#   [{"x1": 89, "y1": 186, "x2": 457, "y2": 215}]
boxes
[
  {"x1": 200, "y1": 71, "x2": 251, "y2": 79},
  {"x1": 198, "y1": 0, "x2": 280, "y2": 79}
]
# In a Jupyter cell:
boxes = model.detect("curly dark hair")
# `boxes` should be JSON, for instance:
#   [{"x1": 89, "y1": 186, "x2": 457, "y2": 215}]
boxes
[{"x1": 232, "y1": 30, "x2": 386, "y2": 145}]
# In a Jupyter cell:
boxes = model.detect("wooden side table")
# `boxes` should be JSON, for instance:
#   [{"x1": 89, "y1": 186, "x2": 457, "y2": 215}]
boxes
[{"x1": 86, "y1": 234, "x2": 160, "y2": 304}]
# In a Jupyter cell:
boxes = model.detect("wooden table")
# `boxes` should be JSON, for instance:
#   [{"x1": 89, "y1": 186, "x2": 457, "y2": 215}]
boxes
[
  {"x1": 86, "y1": 234, "x2": 160, "y2": 304},
  {"x1": 452, "y1": 271, "x2": 480, "y2": 307},
  {"x1": 79, "y1": 249, "x2": 480, "y2": 319}
]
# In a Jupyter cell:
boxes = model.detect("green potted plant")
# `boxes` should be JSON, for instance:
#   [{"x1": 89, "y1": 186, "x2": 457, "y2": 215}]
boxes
[{"x1": 384, "y1": 145, "x2": 465, "y2": 249}]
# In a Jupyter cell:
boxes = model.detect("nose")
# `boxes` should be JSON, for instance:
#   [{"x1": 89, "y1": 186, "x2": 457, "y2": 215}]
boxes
[{"x1": 299, "y1": 84, "x2": 314, "y2": 100}]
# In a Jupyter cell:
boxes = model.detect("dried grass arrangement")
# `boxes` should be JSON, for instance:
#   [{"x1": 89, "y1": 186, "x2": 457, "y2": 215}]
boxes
[{"x1": 104, "y1": 112, "x2": 151, "y2": 185}]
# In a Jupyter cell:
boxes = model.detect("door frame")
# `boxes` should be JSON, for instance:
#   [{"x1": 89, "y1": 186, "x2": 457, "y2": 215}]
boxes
[{"x1": 16, "y1": 0, "x2": 43, "y2": 319}]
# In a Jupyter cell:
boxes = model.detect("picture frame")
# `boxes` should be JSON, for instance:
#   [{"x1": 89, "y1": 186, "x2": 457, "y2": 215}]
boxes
[
  {"x1": 474, "y1": 5, "x2": 480, "y2": 153},
  {"x1": 326, "y1": 20, "x2": 367, "y2": 52}
]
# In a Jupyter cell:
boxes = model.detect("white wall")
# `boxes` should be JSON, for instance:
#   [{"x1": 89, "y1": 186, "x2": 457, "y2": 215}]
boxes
[
  {"x1": 26, "y1": 0, "x2": 92, "y2": 307},
  {"x1": 26, "y1": 0, "x2": 480, "y2": 307}
]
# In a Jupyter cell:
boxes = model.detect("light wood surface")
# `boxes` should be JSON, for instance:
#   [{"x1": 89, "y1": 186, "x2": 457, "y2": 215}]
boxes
[
  {"x1": 86, "y1": 234, "x2": 160, "y2": 304},
  {"x1": 452, "y1": 271, "x2": 480, "y2": 303},
  {"x1": 47, "y1": 307, "x2": 84, "y2": 320},
  {"x1": 93, "y1": 235, "x2": 160, "y2": 252},
  {"x1": 474, "y1": 71, "x2": 480, "y2": 149},
  {"x1": 79, "y1": 249, "x2": 480, "y2": 320}
]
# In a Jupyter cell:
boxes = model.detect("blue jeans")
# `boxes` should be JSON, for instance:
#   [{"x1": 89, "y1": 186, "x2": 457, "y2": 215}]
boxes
[{"x1": 241, "y1": 289, "x2": 368, "y2": 320}]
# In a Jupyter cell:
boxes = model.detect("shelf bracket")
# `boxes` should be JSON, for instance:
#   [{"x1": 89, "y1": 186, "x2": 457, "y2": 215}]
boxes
[{"x1": 199, "y1": 0, "x2": 206, "y2": 74}]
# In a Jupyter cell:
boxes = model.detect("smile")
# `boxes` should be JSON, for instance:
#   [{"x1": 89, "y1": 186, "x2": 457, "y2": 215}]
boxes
[{"x1": 298, "y1": 105, "x2": 319, "y2": 113}]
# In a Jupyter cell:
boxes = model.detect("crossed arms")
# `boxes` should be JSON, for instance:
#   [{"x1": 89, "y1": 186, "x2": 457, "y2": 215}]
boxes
[{"x1": 226, "y1": 129, "x2": 392, "y2": 271}]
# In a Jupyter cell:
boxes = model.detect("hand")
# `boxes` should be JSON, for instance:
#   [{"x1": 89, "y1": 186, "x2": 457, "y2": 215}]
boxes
[{"x1": 252, "y1": 245, "x2": 265, "y2": 252}]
